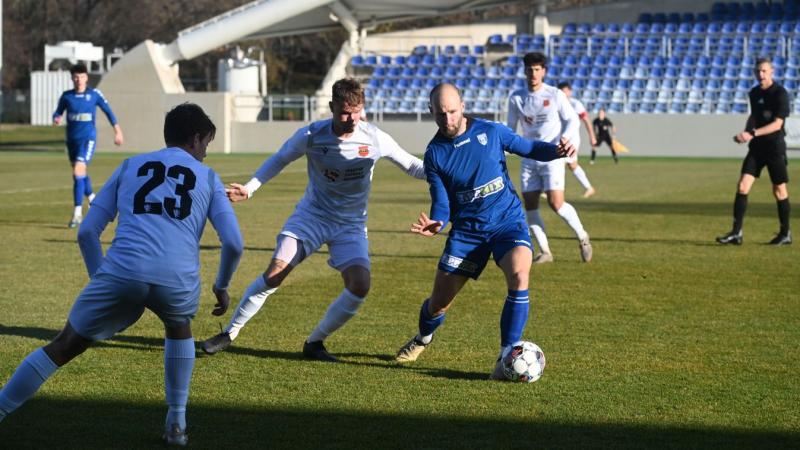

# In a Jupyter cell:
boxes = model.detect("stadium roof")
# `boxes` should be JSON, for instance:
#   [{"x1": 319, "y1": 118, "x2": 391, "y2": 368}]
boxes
[{"x1": 180, "y1": 0, "x2": 605, "y2": 41}]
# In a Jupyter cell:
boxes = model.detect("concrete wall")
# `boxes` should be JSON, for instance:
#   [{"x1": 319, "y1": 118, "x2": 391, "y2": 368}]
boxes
[{"x1": 226, "y1": 114, "x2": 799, "y2": 159}]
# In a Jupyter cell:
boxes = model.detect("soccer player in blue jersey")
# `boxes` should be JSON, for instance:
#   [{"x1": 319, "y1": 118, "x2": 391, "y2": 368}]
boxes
[
  {"x1": 0, "y1": 103, "x2": 243, "y2": 446},
  {"x1": 53, "y1": 63, "x2": 125, "y2": 228},
  {"x1": 394, "y1": 83, "x2": 575, "y2": 379}
]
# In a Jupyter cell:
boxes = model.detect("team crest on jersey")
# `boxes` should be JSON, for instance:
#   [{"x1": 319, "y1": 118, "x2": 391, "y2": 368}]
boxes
[
  {"x1": 86, "y1": 94, "x2": 92, "y2": 101},
  {"x1": 323, "y1": 168, "x2": 340, "y2": 182},
  {"x1": 477, "y1": 133, "x2": 488, "y2": 145},
  {"x1": 542, "y1": 99, "x2": 549, "y2": 107},
  {"x1": 358, "y1": 145, "x2": 370, "y2": 157},
  {"x1": 524, "y1": 116, "x2": 534, "y2": 124}
]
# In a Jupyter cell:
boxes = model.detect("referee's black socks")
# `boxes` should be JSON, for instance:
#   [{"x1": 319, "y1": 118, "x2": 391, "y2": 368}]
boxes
[
  {"x1": 777, "y1": 198, "x2": 791, "y2": 235},
  {"x1": 733, "y1": 193, "x2": 748, "y2": 234}
]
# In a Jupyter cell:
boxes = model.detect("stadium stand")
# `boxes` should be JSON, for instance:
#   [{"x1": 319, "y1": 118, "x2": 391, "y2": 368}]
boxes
[{"x1": 352, "y1": 0, "x2": 800, "y2": 116}]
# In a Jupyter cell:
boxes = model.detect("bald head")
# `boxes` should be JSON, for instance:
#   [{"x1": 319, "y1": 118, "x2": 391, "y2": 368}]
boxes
[{"x1": 429, "y1": 83, "x2": 466, "y2": 138}]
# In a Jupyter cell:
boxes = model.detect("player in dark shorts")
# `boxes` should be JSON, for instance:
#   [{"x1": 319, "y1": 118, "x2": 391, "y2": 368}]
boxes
[
  {"x1": 717, "y1": 57, "x2": 792, "y2": 245},
  {"x1": 591, "y1": 108, "x2": 617, "y2": 164}
]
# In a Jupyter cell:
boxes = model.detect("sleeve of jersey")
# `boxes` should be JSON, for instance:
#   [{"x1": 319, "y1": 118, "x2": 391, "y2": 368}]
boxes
[
  {"x1": 506, "y1": 94, "x2": 520, "y2": 131},
  {"x1": 53, "y1": 94, "x2": 66, "y2": 120},
  {"x1": 497, "y1": 123, "x2": 560, "y2": 161},
  {"x1": 208, "y1": 175, "x2": 243, "y2": 290},
  {"x1": 247, "y1": 127, "x2": 308, "y2": 193},
  {"x1": 95, "y1": 90, "x2": 119, "y2": 125},
  {"x1": 377, "y1": 129, "x2": 425, "y2": 179},
  {"x1": 558, "y1": 91, "x2": 580, "y2": 140},
  {"x1": 76, "y1": 164, "x2": 123, "y2": 277},
  {"x1": 425, "y1": 149, "x2": 450, "y2": 230},
  {"x1": 776, "y1": 88, "x2": 790, "y2": 119}
]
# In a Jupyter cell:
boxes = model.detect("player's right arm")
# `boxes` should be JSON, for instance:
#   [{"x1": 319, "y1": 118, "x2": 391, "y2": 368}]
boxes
[
  {"x1": 734, "y1": 115, "x2": 756, "y2": 144},
  {"x1": 208, "y1": 172, "x2": 244, "y2": 315},
  {"x1": 229, "y1": 127, "x2": 309, "y2": 202},
  {"x1": 77, "y1": 163, "x2": 124, "y2": 276},
  {"x1": 52, "y1": 93, "x2": 67, "y2": 125},
  {"x1": 496, "y1": 122, "x2": 568, "y2": 161},
  {"x1": 414, "y1": 149, "x2": 448, "y2": 236}
]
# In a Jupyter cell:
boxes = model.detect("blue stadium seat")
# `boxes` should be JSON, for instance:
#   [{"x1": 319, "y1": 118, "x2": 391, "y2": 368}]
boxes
[
  {"x1": 473, "y1": 46, "x2": 484, "y2": 56},
  {"x1": 465, "y1": 55, "x2": 479, "y2": 66},
  {"x1": 458, "y1": 45, "x2": 471, "y2": 55},
  {"x1": 721, "y1": 79, "x2": 737, "y2": 91},
  {"x1": 654, "y1": 103, "x2": 668, "y2": 114},
  {"x1": 640, "y1": 102, "x2": 655, "y2": 113},
  {"x1": 732, "y1": 103, "x2": 749, "y2": 113},
  {"x1": 709, "y1": 67, "x2": 724, "y2": 79},
  {"x1": 707, "y1": 79, "x2": 722, "y2": 91}
]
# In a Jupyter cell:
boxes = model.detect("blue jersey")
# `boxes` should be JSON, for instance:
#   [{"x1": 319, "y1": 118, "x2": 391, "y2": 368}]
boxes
[
  {"x1": 87, "y1": 147, "x2": 237, "y2": 289},
  {"x1": 425, "y1": 118, "x2": 560, "y2": 233},
  {"x1": 53, "y1": 88, "x2": 118, "y2": 141}
]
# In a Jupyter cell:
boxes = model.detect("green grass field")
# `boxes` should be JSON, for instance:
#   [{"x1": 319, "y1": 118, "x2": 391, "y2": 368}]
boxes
[{"x1": 0, "y1": 128, "x2": 798, "y2": 449}]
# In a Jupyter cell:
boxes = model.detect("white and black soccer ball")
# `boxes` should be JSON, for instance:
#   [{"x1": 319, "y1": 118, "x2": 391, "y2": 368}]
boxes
[{"x1": 501, "y1": 341, "x2": 546, "y2": 383}]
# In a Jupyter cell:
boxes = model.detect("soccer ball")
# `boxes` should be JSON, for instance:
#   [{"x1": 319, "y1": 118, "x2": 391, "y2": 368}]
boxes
[{"x1": 500, "y1": 341, "x2": 546, "y2": 383}]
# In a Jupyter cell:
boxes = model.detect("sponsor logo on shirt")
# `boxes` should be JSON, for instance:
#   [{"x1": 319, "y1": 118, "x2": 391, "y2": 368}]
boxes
[
  {"x1": 358, "y1": 145, "x2": 370, "y2": 157},
  {"x1": 543, "y1": 99, "x2": 550, "y2": 107},
  {"x1": 477, "y1": 133, "x2": 488, "y2": 145},
  {"x1": 440, "y1": 253, "x2": 478, "y2": 273},
  {"x1": 343, "y1": 167, "x2": 366, "y2": 181},
  {"x1": 455, "y1": 176, "x2": 504, "y2": 204},
  {"x1": 68, "y1": 113, "x2": 93, "y2": 122},
  {"x1": 524, "y1": 116, "x2": 534, "y2": 124},
  {"x1": 454, "y1": 138, "x2": 471, "y2": 148}
]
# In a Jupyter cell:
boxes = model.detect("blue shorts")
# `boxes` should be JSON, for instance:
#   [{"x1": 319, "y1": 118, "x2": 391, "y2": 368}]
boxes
[
  {"x1": 438, "y1": 220, "x2": 532, "y2": 280},
  {"x1": 68, "y1": 273, "x2": 200, "y2": 341},
  {"x1": 67, "y1": 138, "x2": 96, "y2": 164}
]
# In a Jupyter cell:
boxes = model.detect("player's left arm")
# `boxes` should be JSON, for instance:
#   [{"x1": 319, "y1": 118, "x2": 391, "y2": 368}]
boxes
[
  {"x1": 95, "y1": 90, "x2": 124, "y2": 145},
  {"x1": 376, "y1": 129, "x2": 425, "y2": 179},
  {"x1": 415, "y1": 150, "x2": 448, "y2": 236},
  {"x1": 496, "y1": 122, "x2": 569, "y2": 161},
  {"x1": 76, "y1": 164, "x2": 123, "y2": 276},
  {"x1": 208, "y1": 173, "x2": 244, "y2": 316},
  {"x1": 558, "y1": 91, "x2": 580, "y2": 142}
]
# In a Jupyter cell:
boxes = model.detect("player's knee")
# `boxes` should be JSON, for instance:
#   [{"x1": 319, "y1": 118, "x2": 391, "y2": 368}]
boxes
[
  {"x1": 46, "y1": 330, "x2": 91, "y2": 366},
  {"x1": 345, "y1": 277, "x2": 370, "y2": 298}
]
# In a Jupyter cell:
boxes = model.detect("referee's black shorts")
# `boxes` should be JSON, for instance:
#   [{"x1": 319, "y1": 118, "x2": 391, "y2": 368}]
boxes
[{"x1": 741, "y1": 141, "x2": 789, "y2": 185}]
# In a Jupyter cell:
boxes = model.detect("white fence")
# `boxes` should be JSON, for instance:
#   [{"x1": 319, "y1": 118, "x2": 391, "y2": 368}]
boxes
[{"x1": 30, "y1": 71, "x2": 72, "y2": 125}]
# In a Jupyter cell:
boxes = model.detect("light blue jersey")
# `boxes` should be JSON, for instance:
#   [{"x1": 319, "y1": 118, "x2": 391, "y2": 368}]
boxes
[
  {"x1": 53, "y1": 88, "x2": 118, "y2": 141},
  {"x1": 86, "y1": 147, "x2": 236, "y2": 290}
]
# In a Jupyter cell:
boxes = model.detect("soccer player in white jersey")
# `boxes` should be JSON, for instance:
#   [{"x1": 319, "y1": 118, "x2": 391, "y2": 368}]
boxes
[
  {"x1": 201, "y1": 78, "x2": 425, "y2": 362},
  {"x1": 558, "y1": 81, "x2": 597, "y2": 198},
  {"x1": 0, "y1": 103, "x2": 243, "y2": 446},
  {"x1": 507, "y1": 52, "x2": 592, "y2": 264}
]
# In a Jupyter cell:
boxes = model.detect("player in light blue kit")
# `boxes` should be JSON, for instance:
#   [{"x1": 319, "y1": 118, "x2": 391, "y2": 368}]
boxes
[
  {"x1": 53, "y1": 63, "x2": 125, "y2": 228},
  {"x1": 0, "y1": 103, "x2": 243, "y2": 446},
  {"x1": 394, "y1": 84, "x2": 575, "y2": 379}
]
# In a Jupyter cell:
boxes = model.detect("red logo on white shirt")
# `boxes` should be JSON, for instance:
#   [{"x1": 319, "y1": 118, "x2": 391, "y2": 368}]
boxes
[
  {"x1": 543, "y1": 99, "x2": 550, "y2": 107},
  {"x1": 358, "y1": 145, "x2": 369, "y2": 157}
]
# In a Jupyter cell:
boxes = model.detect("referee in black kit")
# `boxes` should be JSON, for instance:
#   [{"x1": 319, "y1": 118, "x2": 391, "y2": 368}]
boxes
[{"x1": 717, "y1": 57, "x2": 792, "y2": 245}]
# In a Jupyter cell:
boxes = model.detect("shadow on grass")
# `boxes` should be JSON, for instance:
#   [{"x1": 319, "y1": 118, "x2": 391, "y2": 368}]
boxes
[
  {"x1": 0, "y1": 397, "x2": 796, "y2": 449},
  {"x1": 574, "y1": 200, "x2": 778, "y2": 218}
]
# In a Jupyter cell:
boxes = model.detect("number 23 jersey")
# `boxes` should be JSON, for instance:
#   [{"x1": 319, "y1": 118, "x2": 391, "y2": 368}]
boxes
[{"x1": 90, "y1": 147, "x2": 234, "y2": 289}]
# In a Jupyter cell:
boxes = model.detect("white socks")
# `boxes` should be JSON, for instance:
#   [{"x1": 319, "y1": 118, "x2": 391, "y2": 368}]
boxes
[
  {"x1": 307, "y1": 289, "x2": 365, "y2": 343},
  {"x1": 526, "y1": 209, "x2": 551, "y2": 255},
  {"x1": 557, "y1": 202, "x2": 588, "y2": 241},
  {"x1": 73, "y1": 205, "x2": 82, "y2": 218},
  {"x1": 225, "y1": 275, "x2": 277, "y2": 340},
  {"x1": 571, "y1": 166, "x2": 592, "y2": 190}
]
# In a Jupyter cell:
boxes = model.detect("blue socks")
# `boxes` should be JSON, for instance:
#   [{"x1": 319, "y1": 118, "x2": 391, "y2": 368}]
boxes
[
  {"x1": 0, "y1": 347, "x2": 59, "y2": 422},
  {"x1": 164, "y1": 338, "x2": 195, "y2": 432},
  {"x1": 73, "y1": 175, "x2": 87, "y2": 206},
  {"x1": 500, "y1": 289, "x2": 529, "y2": 348},
  {"x1": 83, "y1": 175, "x2": 93, "y2": 199},
  {"x1": 418, "y1": 298, "x2": 445, "y2": 342}
]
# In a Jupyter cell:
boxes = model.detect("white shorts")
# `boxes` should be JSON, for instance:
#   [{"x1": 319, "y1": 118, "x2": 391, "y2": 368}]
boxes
[
  {"x1": 520, "y1": 158, "x2": 566, "y2": 193},
  {"x1": 68, "y1": 273, "x2": 200, "y2": 341},
  {"x1": 278, "y1": 210, "x2": 371, "y2": 271}
]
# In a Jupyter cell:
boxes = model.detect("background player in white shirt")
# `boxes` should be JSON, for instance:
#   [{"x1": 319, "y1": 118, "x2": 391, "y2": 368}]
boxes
[
  {"x1": 558, "y1": 81, "x2": 597, "y2": 198},
  {"x1": 507, "y1": 52, "x2": 592, "y2": 264},
  {"x1": 202, "y1": 78, "x2": 426, "y2": 362},
  {"x1": 0, "y1": 103, "x2": 243, "y2": 445}
]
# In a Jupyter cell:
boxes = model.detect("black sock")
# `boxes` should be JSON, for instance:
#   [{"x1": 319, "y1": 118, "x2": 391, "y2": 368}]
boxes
[
  {"x1": 777, "y1": 198, "x2": 790, "y2": 235},
  {"x1": 591, "y1": 150, "x2": 596, "y2": 161},
  {"x1": 733, "y1": 193, "x2": 748, "y2": 233}
]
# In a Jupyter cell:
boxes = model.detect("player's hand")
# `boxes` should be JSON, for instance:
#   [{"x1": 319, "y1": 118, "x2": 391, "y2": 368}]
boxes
[
  {"x1": 411, "y1": 212, "x2": 442, "y2": 237},
  {"x1": 211, "y1": 286, "x2": 230, "y2": 316},
  {"x1": 53, "y1": 116, "x2": 62, "y2": 125},
  {"x1": 226, "y1": 183, "x2": 249, "y2": 202},
  {"x1": 114, "y1": 131, "x2": 124, "y2": 146},
  {"x1": 556, "y1": 137, "x2": 577, "y2": 158},
  {"x1": 733, "y1": 131, "x2": 752, "y2": 144},
  {"x1": 590, "y1": 138, "x2": 597, "y2": 147}
]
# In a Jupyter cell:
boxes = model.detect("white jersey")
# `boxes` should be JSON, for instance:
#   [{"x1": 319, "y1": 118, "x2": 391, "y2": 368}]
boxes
[
  {"x1": 248, "y1": 119, "x2": 425, "y2": 224},
  {"x1": 507, "y1": 84, "x2": 579, "y2": 145}
]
